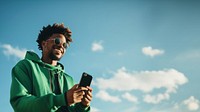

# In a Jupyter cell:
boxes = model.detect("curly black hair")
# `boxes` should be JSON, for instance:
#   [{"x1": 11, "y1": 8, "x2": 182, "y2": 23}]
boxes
[{"x1": 36, "y1": 23, "x2": 72, "y2": 50}]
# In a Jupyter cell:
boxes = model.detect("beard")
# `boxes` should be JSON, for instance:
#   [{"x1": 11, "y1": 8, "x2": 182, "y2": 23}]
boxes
[{"x1": 49, "y1": 51, "x2": 61, "y2": 61}]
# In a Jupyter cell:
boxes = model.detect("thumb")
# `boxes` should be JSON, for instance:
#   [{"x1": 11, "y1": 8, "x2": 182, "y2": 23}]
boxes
[{"x1": 71, "y1": 84, "x2": 79, "y2": 89}]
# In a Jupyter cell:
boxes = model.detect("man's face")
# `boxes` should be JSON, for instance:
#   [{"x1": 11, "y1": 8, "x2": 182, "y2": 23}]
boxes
[{"x1": 42, "y1": 34, "x2": 68, "y2": 61}]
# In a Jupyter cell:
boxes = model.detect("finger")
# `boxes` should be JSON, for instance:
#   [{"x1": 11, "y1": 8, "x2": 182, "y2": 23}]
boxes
[
  {"x1": 86, "y1": 86, "x2": 93, "y2": 92},
  {"x1": 85, "y1": 93, "x2": 92, "y2": 101},
  {"x1": 85, "y1": 90, "x2": 92, "y2": 96},
  {"x1": 76, "y1": 96, "x2": 84, "y2": 102},
  {"x1": 82, "y1": 95, "x2": 92, "y2": 104},
  {"x1": 83, "y1": 91, "x2": 92, "y2": 101},
  {"x1": 73, "y1": 92, "x2": 85, "y2": 103},
  {"x1": 74, "y1": 98, "x2": 82, "y2": 103},
  {"x1": 80, "y1": 87, "x2": 88, "y2": 91},
  {"x1": 75, "y1": 86, "x2": 88, "y2": 92},
  {"x1": 87, "y1": 91, "x2": 92, "y2": 97},
  {"x1": 75, "y1": 90, "x2": 85, "y2": 97},
  {"x1": 73, "y1": 88, "x2": 83, "y2": 93}
]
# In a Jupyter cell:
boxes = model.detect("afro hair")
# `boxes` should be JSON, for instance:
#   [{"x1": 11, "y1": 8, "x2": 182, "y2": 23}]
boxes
[{"x1": 36, "y1": 23, "x2": 72, "y2": 50}]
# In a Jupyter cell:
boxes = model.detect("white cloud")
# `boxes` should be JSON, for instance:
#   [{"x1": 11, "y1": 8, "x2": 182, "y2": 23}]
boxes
[
  {"x1": 95, "y1": 90, "x2": 121, "y2": 103},
  {"x1": 94, "y1": 67, "x2": 188, "y2": 104},
  {"x1": 122, "y1": 92, "x2": 138, "y2": 103},
  {"x1": 95, "y1": 67, "x2": 188, "y2": 93},
  {"x1": 0, "y1": 44, "x2": 28, "y2": 59},
  {"x1": 183, "y1": 96, "x2": 200, "y2": 111},
  {"x1": 91, "y1": 107, "x2": 100, "y2": 112},
  {"x1": 142, "y1": 46, "x2": 164, "y2": 57},
  {"x1": 167, "y1": 96, "x2": 200, "y2": 112},
  {"x1": 91, "y1": 41, "x2": 104, "y2": 52},
  {"x1": 139, "y1": 97, "x2": 200, "y2": 112},
  {"x1": 143, "y1": 93, "x2": 170, "y2": 104}
]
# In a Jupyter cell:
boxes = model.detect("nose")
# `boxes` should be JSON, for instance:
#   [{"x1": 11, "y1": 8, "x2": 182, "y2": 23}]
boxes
[{"x1": 56, "y1": 43, "x2": 63, "y2": 48}]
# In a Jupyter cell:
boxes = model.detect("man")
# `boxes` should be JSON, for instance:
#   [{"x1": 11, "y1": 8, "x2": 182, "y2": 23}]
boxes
[{"x1": 10, "y1": 23, "x2": 92, "y2": 112}]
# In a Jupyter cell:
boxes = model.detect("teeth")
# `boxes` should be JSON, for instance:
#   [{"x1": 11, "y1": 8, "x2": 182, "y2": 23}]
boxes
[{"x1": 54, "y1": 49, "x2": 60, "y2": 52}]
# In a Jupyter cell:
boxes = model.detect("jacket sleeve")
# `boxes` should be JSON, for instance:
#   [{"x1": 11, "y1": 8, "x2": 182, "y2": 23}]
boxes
[
  {"x1": 10, "y1": 60, "x2": 67, "y2": 112},
  {"x1": 68, "y1": 103, "x2": 90, "y2": 112}
]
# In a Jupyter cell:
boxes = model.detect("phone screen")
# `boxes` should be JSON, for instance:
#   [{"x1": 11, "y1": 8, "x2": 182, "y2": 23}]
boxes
[{"x1": 79, "y1": 72, "x2": 93, "y2": 87}]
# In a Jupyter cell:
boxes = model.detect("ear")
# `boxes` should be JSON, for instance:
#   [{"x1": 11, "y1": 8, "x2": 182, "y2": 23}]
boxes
[{"x1": 41, "y1": 41, "x2": 47, "y2": 50}]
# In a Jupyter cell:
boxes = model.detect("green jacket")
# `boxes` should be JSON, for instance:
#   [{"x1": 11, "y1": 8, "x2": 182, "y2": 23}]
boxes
[{"x1": 10, "y1": 51, "x2": 90, "y2": 112}]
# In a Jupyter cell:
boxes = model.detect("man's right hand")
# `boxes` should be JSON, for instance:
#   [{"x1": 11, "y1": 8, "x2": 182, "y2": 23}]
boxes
[{"x1": 66, "y1": 84, "x2": 88, "y2": 106}]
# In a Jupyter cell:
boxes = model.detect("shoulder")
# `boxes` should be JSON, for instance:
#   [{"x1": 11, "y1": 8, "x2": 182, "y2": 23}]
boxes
[
  {"x1": 13, "y1": 59, "x2": 29, "y2": 69},
  {"x1": 12, "y1": 59, "x2": 37, "y2": 74},
  {"x1": 13, "y1": 59, "x2": 33, "y2": 68}
]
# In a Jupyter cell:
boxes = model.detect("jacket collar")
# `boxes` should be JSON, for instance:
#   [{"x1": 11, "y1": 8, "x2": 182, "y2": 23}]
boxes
[{"x1": 25, "y1": 51, "x2": 64, "y2": 73}]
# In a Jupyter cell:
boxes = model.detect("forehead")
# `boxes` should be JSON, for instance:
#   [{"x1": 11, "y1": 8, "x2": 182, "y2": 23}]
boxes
[{"x1": 50, "y1": 33, "x2": 66, "y2": 40}]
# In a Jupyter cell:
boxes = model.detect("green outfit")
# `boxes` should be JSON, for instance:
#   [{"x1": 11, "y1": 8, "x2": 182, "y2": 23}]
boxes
[{"x1": 10, "y1": 51, "x2": 90, "y2": 112}]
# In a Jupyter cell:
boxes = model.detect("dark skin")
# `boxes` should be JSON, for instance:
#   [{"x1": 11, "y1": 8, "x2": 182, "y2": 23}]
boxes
[{"x1": 41, "y1": 33, "x2": 92, "y2": 106}]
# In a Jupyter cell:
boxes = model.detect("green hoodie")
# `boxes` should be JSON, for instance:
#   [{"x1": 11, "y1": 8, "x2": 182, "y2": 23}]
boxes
[{"x1": 10, "y1": 51, "x2": 90, "y2": 112}]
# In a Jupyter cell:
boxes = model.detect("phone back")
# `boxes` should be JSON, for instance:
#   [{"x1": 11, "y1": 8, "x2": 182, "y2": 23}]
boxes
[{"x1": 79, "y1": 72, "x2": 93, "y2": 87}]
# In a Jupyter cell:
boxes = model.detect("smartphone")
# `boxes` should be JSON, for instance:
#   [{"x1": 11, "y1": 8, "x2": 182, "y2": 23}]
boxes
[{"x1": 79, "y1": 72, "x2": 93, "y2": 87}]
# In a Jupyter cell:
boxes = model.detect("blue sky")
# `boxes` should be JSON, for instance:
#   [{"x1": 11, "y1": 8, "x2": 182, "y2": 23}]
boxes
[{"x1": 1, "y1": 0, "x2": 200, "y2": 112}]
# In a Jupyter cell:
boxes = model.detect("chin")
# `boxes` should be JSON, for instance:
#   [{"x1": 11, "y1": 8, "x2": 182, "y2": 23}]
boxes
[
  {"x1": 56, "y1": 55, "x2": 62, "y2": 60},
  {"x1": 49, "y1": 53, "x2": 63, "y2": 61}
]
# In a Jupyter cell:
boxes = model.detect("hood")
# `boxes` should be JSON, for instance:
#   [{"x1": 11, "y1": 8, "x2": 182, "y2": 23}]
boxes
[{"x1": 25, "y1": 51, "x2": 64, "y2": 73}]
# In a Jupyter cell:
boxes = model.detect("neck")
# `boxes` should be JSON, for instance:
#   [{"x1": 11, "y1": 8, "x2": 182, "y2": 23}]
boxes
[{"x1": 41, "y1": 56, "x2": 57, "y2": 66}]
